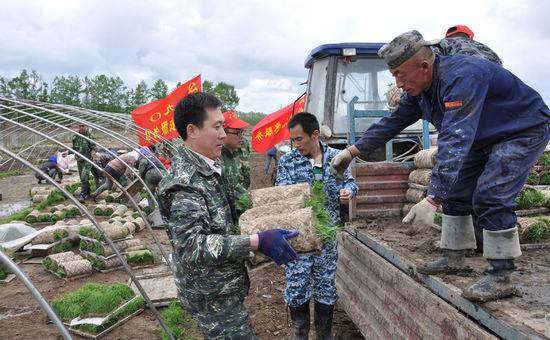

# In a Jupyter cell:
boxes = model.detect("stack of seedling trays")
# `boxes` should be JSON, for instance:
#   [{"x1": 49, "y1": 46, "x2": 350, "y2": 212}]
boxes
[
  {"x1": 51, "y1": 282, "x2": 145, "y2": 338},
  {"x1": 29, "y1": 186, "x2": 54, "y2": 204},
  {"x1": 25, "y1": 204, "x2": 81, "y2": 224},
  {"x1": 239, "y1": 182, "x2": 337, "y2": 265},
  {"x1": 42, "y1": 251, "x2": 93, "y2": 279},
  {"x1": 79, "y1": 221, "x2": 155, "y2": 272},
  {"x1": 25, "y1": 221, "x2": 83, "y2": 257}
]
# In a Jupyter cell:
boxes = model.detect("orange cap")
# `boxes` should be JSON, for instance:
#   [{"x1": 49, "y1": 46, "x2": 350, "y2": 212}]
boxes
[
  {"x1": 445, "y1": 25, "x2": 474, "y2": 39},
  {"x1": 223, "y1": 111, "x2": 250, "y2": 129}
]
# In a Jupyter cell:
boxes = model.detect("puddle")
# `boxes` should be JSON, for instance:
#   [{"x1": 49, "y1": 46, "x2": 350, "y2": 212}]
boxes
[{"x1": 0, "y1": 201, "x2": 29, "y2": 219}]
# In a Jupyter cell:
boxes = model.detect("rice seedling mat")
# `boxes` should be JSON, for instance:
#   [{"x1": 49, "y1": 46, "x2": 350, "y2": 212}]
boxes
[{"x1": 65, "y1": 296, "x2": 145, "y2": 339}]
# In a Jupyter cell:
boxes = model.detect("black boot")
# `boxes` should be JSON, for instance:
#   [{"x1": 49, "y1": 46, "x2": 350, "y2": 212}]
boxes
[
  {"x1": 462, "y1": 259, "x2": 517, "y2": 302},
  {"x1": 289, "y1": 301, "x2": 310, "y2": 340},
  {"x1": 314, "y1": 301, "x2": 334, "y2": 340},
  {"x1": 416, "y1": 249, "x2": 473, "y2": 275},
  {"x1": 79, "y1": 181, "x2": 91, "y2": 203}
]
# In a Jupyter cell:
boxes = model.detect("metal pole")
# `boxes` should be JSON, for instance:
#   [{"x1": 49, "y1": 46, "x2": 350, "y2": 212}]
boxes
[
  {"x1": 0, "y1": 115, "x2": 173, "y2": 271},
  {"x1": 0, "y1": 250, "x2": 73, "y2": 340}
]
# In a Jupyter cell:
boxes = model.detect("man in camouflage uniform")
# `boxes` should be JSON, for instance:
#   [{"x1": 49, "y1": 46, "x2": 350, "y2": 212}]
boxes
[
  {"x1": 276, "y1": 113, "x2": 358, "y2": 340},
  {"x1": 220, "y1": 111, "x2": 251, "y2": 209},
  {"x1": 432, "y1": 24, "x2": 502, "y2": 65},
  {"x1": 72, "y1": 123, "x2": 98, "y2": 202},
  {"x1": 157, "y1": 92, "x2": 300, "y2": 339}
]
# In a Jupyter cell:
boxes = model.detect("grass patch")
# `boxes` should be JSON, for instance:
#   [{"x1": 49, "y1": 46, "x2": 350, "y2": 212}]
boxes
[
  {"x1": 522, "y1": 216, "x2": 550, "y2": 243},
  {"x1": 434, "y1": 213, "x2": 442, "y2": 226},
  {"x1": 516, "y1": 189, "x2": 547, "y2": 210},
  {"x1": 236, "y1": 194, "x2": 252, "y2": 212},
  {"x1": 52, "y1": 282, "x2": 136, "y2": 320},
  {"x1": 51, "y1": 282, "x2": 144, "y2": 334},
  {"x1": 306, "y1": 181, "x2": 339, "y2": 242},
  {"x1": 0, "y1": 169, "x2": 26, "y2": 179},
  {"x1": 540, "y1": 173, "x2": 550, "y2": 185},
  {"x1": 52, "y1": 241, "x2": 74, "y2": 254},
  {"x1": 158, "y1": 300, "x2": 196, "y2": 340},
  {"x1": 126, "y1": 250, "x2": 155, "y2": 266},
  {"x1": 527, "y1": 172, "x2": 540, "y2": 185},
  {"x1": 539, "y1": 152, "x2": 550, "y2": 167},
  {"x1": 0, "y1": 207, "x2": 32, "y2": 224}
]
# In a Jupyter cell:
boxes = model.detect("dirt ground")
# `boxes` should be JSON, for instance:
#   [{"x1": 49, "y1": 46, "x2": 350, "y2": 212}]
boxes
[
  {"x1": 0, "y1": 154, "x2": 363, "y2": 339},
  {"x1": 355, "y1": 218, "x2": 550, "y2": 336}
]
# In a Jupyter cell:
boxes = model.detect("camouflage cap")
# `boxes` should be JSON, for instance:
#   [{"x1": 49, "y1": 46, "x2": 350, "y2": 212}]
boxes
[{"x1": 378, "y1": 30, "x2": 434, "y2": 69}]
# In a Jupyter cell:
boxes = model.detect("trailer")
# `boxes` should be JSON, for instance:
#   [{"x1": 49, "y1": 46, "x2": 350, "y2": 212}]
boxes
[{"x1": 302, "y1": 44, "x2": 550, "y2": 339}]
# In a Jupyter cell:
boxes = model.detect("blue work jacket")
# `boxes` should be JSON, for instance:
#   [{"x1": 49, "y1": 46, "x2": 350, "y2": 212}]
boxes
[{"x1": 354, "y1": 54, "x2": 549, "y2": 199}]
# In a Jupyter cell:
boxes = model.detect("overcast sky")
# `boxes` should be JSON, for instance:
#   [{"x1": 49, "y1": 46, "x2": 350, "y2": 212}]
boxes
[{"x1": 1, "y1": 0, "x2": 548, "y2": 113}]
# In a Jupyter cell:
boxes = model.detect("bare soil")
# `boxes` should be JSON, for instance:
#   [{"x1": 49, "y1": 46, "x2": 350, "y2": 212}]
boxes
[
  {"x1": 354, "y1": 218, "x2": 550, "y2": 336},
  {"x1": 0, "y1": 153, "x2": 364, "y2": 339}
]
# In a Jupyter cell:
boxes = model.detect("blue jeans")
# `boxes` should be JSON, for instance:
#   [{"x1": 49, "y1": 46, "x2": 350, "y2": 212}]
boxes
[
  {"x1": 283, "y1": 242, "x2": 338, "y2": 308},
  {"x1": 442, "y1": 124, "x2": 549, "y2": 231}
]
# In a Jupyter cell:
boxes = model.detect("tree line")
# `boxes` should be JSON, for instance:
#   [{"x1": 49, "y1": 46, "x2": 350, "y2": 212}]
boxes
[{"x1": 0, "y1": 69, "x2": 244, "y2": 114}]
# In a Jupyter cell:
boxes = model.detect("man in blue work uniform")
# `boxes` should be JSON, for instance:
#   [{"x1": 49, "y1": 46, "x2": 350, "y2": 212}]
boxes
[
  {"x1": 276, "y1": 112, "x2": 358, "y2": 339},
  {"x1": 331, "y1": 31, "x2": 549, "y2": 302}
]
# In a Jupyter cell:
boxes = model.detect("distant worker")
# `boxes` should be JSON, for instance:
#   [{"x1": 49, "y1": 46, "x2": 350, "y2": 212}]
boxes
[
  {"x1": 35, "y1": 155, "x2": 63, "y2": 184},
  {"x1": 276, "y1": 112, "x2": 358, "y2": 339},
  {"x1": 331, "y1": 31, "x2": 549, "y2": 302},
  {"x1": 90, "y1": 151, "x2": 138, "y2": 199},
  {"x1": 220, "y1": 111, "x2": 251, "y2": 203},
  {"x1": 72, "y1": 123, "x2": 97, "y2": 202},
  {"x1": 92, "y1": 149, "x2": 117, "y2": 186},
  {"x1": 136, "y1": 145, "x2": 165, "y2": 208},
  {"x1": 431, "y1": 24, "x2": 502, "y2": 65}
]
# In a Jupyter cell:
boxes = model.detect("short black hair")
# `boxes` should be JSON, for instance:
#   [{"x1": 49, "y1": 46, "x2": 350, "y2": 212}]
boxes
[
  {"x1": 174, "y1": 92, "x2": 222, "y2": 140},
  {"x1": 288, "y1": 112, "x2": 319, "y2": 136}
]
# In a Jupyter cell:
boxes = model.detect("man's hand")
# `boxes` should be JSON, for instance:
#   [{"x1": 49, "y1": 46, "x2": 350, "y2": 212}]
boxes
[
  {"x1": 402, "y1": 197, "x2": 438, "y2": 228},
  {"x1": 340, "y1": 189, "x2": 351, "y2": 204},
  {"x1": 252, "y1": 229, "x2": 300, "y2": 265},
  {"x1": 330, "y1": 148, "x2": 354, "y2": 179}
]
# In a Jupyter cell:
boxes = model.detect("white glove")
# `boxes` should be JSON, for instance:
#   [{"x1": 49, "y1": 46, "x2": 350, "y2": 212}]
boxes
[
  {"x1": 402, "y1": 198, "x2": 438, "y2": 228},
  {"x1": 330, "y1": 148, "x2": 353, "y2": 179}
]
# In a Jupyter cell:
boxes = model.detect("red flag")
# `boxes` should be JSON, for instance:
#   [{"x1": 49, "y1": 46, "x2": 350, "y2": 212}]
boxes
[
  {"x1": 131, "y1": 75, "x2": 202, "y2": 146},
  {"x1": 251, "y1": 94, "x2": 306, "y2": 153}
]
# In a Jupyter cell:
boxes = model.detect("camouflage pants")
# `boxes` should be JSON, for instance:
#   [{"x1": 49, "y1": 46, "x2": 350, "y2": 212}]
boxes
[
  {"x1": 77, "y1": 159, "x2": 92, "y2": 183},
  {"x1": 181, "y1": 292, "x2": 256, "y2": 339},
  {"x1": 284, "y1": 241, "x2": 338, "y2": 308}
]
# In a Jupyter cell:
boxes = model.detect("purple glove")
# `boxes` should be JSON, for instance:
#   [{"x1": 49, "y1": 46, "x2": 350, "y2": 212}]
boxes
[{"x1": 257, "y1": 229, "x2": 299, "y2": 265}]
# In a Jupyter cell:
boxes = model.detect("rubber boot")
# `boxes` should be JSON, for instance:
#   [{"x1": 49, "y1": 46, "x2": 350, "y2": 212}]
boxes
[
  {"x1": 462, "y1": 259, "x2": 517, "y2": 302},
  {"x1": 289, "y1": 301, "x2": 310, "y2": 340},
  {"x1": 416, "y1": 249, "x2": 473, "y2": 275},
  {"x1": 314, "y1": 301, "x2": 334, "y2": 340}
]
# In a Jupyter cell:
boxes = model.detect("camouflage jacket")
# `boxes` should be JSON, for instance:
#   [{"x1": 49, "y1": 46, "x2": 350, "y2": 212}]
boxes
[
  {"x1": 275, "y1": 142, "x2": 358, "y2": 226},
  {"x1": 72, "y1": 130, "x2": 95, "y2": 160},
  {"x1": 157, "y1": 146, "x2": 251, "y2": 304},
  {"x1": 432, "y1": 37, "x2": 502, "y2": 66},
  {"x1": 220, "y1": 141, "x2": 251, "y2": 200}
]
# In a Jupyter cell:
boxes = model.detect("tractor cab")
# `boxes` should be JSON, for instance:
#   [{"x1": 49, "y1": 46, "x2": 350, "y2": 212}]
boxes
[
  {"x1": 304, "y1": 43, "x2": 430, "y2": 161},
  {"x1": 303, "y1": 43, "x2": 432, "y2": 219}
]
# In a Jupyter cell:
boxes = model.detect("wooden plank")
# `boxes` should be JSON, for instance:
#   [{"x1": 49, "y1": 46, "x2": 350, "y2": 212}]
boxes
[
  {"x1": 339, "y1": 232, "x2": 497, "y2": 339},
  {"x1": 355, "y1": 194, "x2": 408, "y2": 204},
  {"x1": 339, "y1": 249, "x2": 434, "y2": 339},
  {"x1": 346, "y1": 226, "x2": 545, "y2": 340},
  {"x1": 336, "y1": 280, "x2": 384, "y2": 340}
]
